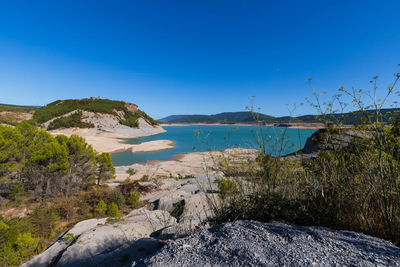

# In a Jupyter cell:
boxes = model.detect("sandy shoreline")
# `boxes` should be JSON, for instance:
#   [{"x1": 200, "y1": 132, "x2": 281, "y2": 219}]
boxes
[
  {"x1": 49, "y1": 128, "x2": 175, "y2": 154},
  {"x1": 112, "y1": 148, "x2": 258, "y2": 185}
]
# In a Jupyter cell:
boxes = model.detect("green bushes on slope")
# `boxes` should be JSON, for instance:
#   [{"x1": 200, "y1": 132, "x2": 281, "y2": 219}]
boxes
[
  {"x1": 0, "y1": 118, "x2": 19, "y2": 126},
  {"x1": 119, "y1": 109, "x2": 159, "y2": 127},
  {"x1": 47, "y1": 111, "x2": 95, "y2": 130}
]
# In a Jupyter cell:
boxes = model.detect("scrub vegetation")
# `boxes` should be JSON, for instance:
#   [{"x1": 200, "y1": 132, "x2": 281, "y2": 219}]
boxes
[
  {"x1": 209, "y1": 71, "x2": 400, "y2": 247},
  {"x1": 0, "y1": 122, "x2": 149, "y2": 265}
]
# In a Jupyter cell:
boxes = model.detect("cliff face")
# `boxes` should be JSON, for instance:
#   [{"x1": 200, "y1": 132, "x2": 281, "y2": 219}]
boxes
[
  {"x1": 300, "y1": 128, "x2": 373, "y2": 157},
  {"x1": 46, "y1": 113, "x2": 165, "y2": 139},
  {"x1": 125, "y1": 102, "x2": 138, "y2": 113}
]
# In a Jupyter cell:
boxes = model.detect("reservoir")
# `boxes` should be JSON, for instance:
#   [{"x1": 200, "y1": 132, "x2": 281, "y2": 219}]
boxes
[{"x1": 111, "y1": 125, "x2": 316, "y2": 166}]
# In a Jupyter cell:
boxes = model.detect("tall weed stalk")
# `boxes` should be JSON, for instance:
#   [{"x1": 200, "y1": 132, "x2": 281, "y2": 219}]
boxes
[{"x1": 208, "y1": 68, "x2": 400, "y2": 246}]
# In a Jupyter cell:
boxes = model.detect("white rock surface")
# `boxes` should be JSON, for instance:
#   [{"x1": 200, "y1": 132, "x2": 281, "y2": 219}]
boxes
[
  {"x1": 21, "y1": 218, "x2": 108, "y2": 267},
  {"x1": 44, "y1": 111, "x2": 165, "y2": 138},
  {"x1": 56, "y1": 208, "x2": 176, "y2": 267},
  {"x1": 23, "y1": 209, "x2": 176, "y2": 267}
]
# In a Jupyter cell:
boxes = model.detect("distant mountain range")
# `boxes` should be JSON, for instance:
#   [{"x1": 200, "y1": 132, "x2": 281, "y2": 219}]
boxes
[
  {"x1": 159, "y1": 115, "x2": 188, "y2": 122},
  {"x1": 159, "y1": 109, "x2": 400, "y2": 125},
  {"x1": 0, "y1": 103, "x2": 41, "y2": 110},
  {"x1": 159, "y1": 112, "x2": 273, "y2": 124}
]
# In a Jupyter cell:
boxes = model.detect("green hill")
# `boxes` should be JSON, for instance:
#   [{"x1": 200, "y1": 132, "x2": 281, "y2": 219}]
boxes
[
  {"x1": 0, "y1": 104, "x2": 38, "y2": 125},
  {"x1": 0, "y1": 103, "x2": 39, "y2": 113},
  {"x1": 160, "y1": 111, "x2": 274, "y2": 124},
  {"x1": 33, "y1": 98, "x2": 158, "y2": 130}
]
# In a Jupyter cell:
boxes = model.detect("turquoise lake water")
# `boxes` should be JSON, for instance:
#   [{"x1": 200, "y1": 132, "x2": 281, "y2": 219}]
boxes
[{"x1": 111, "y1": 125, "x2": 316, "y2": 166}]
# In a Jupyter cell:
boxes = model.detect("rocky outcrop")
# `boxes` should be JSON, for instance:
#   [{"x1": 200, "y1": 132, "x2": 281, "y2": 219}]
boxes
[
  {"x1": 142, "y1": 176, "x2": 217, "y2": 231},
  {"x1": 24, "y1": 214, "x2": 400, "y2": 266},
  {"x1": 22, "y1": 209, "x2": 177, "y2": 267},
  {"x1": 38, "y1": 98, "x2": 163, "y2": 139},
  {"x1": 44, "y1": 111, "x2": 164, "y2": 138},
  {"x1": 125, "y1": 102, "x2": 138, "y2": 113},
  {"x1": 298, "y1": 128, "x2": 373, "y2": 158},
  {"x1": 140, "y1": 220, "x2": 400, "y2": 267}
]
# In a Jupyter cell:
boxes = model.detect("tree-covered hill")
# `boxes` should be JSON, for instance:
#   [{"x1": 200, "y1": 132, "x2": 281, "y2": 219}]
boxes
[
  {"x1": 33, "y1": 98, "x2": 158, "y2": 130},
  {"x1": 159, "y1": 111, "x2": 274, "y2": 124},
  {"x1": 158, "y1": 115, "x2": 188, "y2": 122}
]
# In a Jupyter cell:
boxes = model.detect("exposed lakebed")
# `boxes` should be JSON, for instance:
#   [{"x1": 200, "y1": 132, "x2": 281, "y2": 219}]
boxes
[{"x1": 111, "y1": 125, "x2": 316, "y2": 166}]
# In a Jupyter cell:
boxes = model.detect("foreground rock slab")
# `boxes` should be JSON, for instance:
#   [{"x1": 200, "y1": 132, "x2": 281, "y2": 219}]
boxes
[
  {"x1": 23, "y1": 209, "x2": 177, "y2": 267},
  {"x1": 138, "y1": 220, "x2": 400, "y2": 267}
]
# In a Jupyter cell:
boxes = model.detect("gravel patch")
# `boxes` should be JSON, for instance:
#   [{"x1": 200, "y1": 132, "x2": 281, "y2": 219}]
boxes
[{"x1": 136, "y1": 220, "x2": 400, "y2": 267}]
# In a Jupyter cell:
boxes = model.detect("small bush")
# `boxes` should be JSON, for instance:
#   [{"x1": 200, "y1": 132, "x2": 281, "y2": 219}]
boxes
[
  {"x1": 112, "y1": 192, "x2": 126, "y2": 207},
  {"x1": 55, "y1": 199, "x2": 76, "y2": 221},
  {"x1": 139, "y1": 175, "x2": 149, "y2": 182},
  {"x1": 30, "y1": 205, "x2": 60, "y2": 239},
  {"x1": 212, "y1": 192, "x2": 313, "y2": 226},
  {"x1": 128, "y1": 190, "x2": 140, "y2": 208},
  {"x1": 126, "y1": 168, "x2": 137, "y2": 177},
  {"x1": 63, "y1": 233, "x2": 75, "y2": 245},
  {"x1": 120, "y1": 181, "x2": 152, "y2": 196},
  {"x1": 217, "y1": 178, "x2": 238, "y2": 199},
  {"x1": 8, "y1": 182, "x2": 25, "y2": 201},
  {"x1": 106, "y1": 202, "x2": 120, "y2": 217},
  {"x1": 95, "y1": 200, "x2": 107, "y2": 216},
  {"x1": 170, "y1": 200, "x2": 186, "y2": 222}
]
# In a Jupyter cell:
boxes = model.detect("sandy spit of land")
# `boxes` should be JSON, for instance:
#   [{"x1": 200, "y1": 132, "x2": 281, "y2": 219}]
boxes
[
  {"x1": 79, "y1": 136, "x2": 175, "y2": 154},
  {"x1": 49, "y1": 128, "x2": 174, "y2": 154}
]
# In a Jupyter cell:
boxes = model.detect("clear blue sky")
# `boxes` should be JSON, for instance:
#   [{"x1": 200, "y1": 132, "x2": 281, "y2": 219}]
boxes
[{"x1": 1, "y1": 0, "x2": 400, "y2": 119}]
